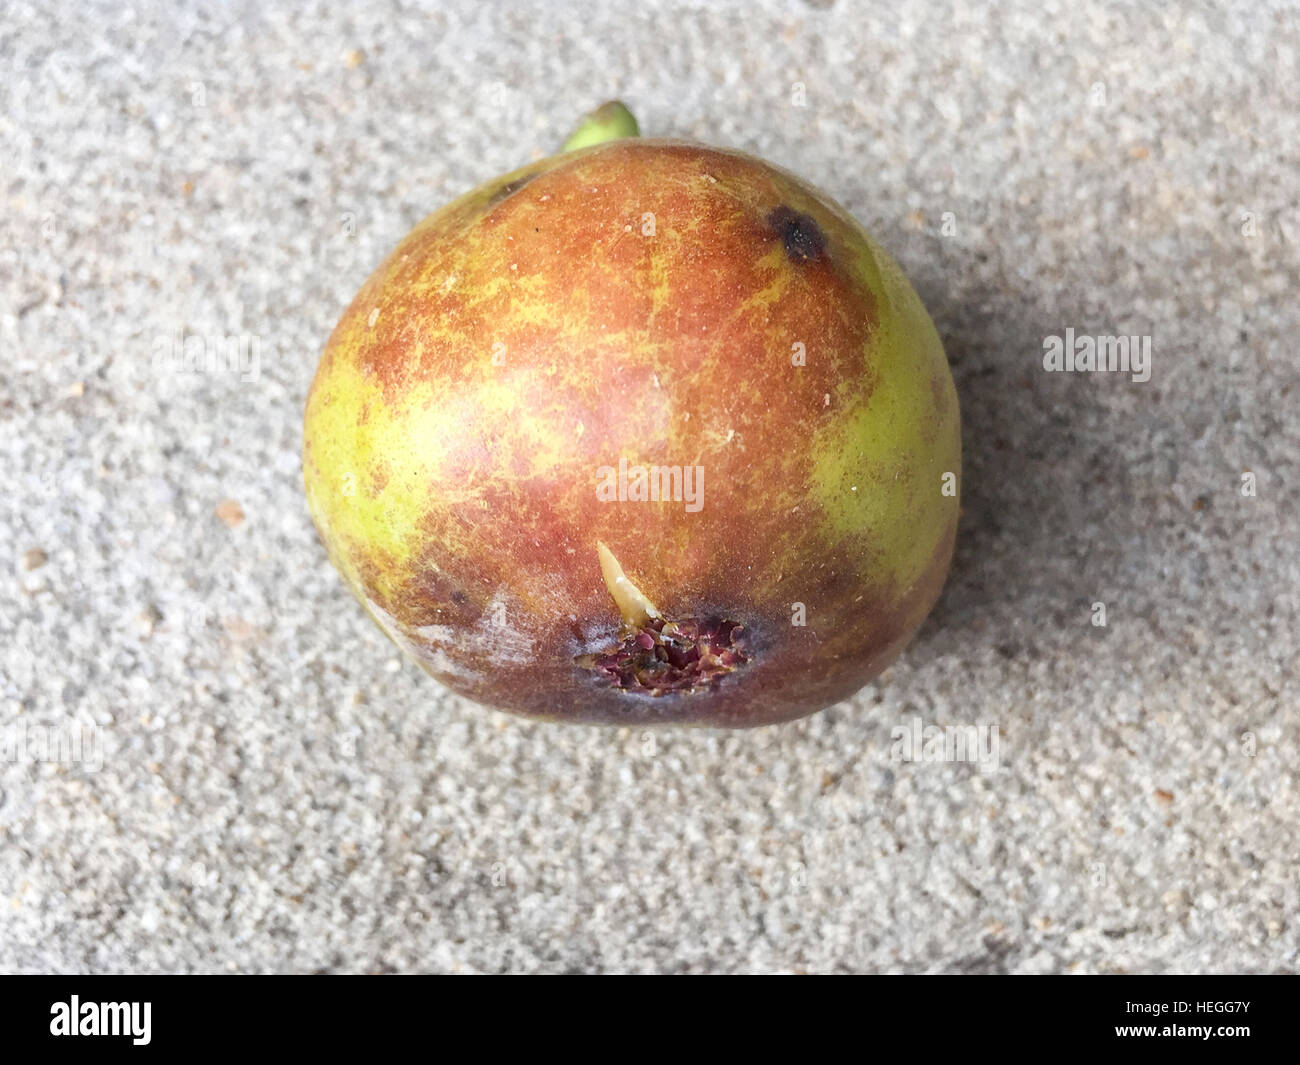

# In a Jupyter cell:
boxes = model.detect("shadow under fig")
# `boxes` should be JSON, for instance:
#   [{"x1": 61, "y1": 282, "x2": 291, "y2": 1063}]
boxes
[{"x1": 906, "y1": 270, "x2": 1153, "y2": 664}]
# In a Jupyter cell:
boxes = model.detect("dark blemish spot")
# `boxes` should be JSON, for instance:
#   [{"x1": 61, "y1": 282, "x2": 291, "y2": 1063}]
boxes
[
  {"x1": 767, "y1": 205, "x2": 826, "y2": 264},
  {"x1": 451, "y1": 590, "x2": 468, "y2": 605},
  {"x1": 488, "y1": 172, "x2": 537, "y2": 206}
]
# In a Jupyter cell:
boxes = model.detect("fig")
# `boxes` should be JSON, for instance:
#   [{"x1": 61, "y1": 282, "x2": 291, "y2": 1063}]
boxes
[{"x1": 302, "y1": 103, "x2": 960, "y2": 727}]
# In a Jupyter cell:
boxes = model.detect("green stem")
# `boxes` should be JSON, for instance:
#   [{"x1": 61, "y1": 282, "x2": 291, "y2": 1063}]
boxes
[{"x1": 561, "y1": 101, "x2": 640, "y2": 152}]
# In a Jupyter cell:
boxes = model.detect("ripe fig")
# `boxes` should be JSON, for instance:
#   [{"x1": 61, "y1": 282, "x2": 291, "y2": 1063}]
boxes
[{"x1": 303, "y1": 103, "x2": 961, "y2": 727}]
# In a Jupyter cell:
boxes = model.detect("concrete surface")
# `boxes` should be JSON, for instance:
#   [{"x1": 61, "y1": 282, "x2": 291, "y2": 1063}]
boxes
[{"x1": 1, "y1": 0, "x2": 1297, "y2": 972}]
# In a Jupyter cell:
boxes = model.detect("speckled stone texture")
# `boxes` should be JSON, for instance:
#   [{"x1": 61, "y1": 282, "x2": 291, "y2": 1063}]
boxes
[{"x1": 1, "y1": 0, "x2": 1296, "y2": 973}]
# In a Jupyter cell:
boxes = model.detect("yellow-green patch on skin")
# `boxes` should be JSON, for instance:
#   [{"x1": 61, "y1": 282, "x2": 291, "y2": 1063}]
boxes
[
  {"x1": 810, "y1": 235, "x2": 960, "y2": 595},
  {"x1": 305, "y1": 369, "x2": 441, "y2": 604}
]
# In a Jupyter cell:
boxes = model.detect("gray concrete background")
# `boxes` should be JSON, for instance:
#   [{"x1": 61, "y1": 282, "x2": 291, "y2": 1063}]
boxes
[{"x1": 1, "y1": 0, "x2": 1297, "y2": 972}]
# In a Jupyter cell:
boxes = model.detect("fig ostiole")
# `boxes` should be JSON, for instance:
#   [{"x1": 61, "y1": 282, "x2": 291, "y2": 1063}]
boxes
[{"x1": 302, "y1": 102, "x2": 961, "y2": 727}]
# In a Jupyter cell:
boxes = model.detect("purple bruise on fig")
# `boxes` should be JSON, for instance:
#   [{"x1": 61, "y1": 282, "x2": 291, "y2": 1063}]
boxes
[{"x1": 575, "y1": 615, "x2": 749, "y2": 694}]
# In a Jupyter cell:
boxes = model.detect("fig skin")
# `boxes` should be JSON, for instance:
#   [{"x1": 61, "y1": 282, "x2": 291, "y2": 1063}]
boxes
[{"x1": 303, "y1": 135, "x2": 960, "y2": 727}]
